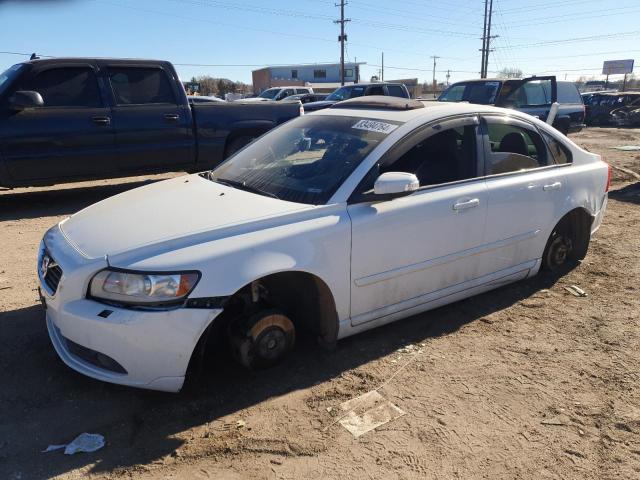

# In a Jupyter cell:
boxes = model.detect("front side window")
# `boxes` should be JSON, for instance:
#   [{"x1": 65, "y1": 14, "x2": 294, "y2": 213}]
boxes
[
  {"x1": 486, "y1": 120, "x2": 548, "y2": 174},
  {"x1": 380, "y1": 125, "x2": 478, "y2": 187},
  {"x1": 22, "y1": 67, "x2": 102, "y2": 107},
  {"x1": 210, "y1": 115, "x2": 400, "y2": 205},
  {"x1": 0, "y1": 64, "x2": 25, "y2": 97},
  {"x1": 108, "y1": 67, "x2": 175, "y2": 105}
]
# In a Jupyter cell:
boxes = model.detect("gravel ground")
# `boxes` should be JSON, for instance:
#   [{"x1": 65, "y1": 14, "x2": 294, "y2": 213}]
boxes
[{"x1": 1, "y1": 127, "x2": 639, "y2": 480}]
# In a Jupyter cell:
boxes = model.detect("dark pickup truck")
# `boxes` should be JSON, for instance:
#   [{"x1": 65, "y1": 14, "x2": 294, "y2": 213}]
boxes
[{"x1": 0, "y1": 58, "x2": 302, "y2": 188}]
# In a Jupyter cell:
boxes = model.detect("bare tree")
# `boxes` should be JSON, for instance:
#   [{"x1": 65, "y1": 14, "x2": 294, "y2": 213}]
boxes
[{"x1": 497, "y1": 68, "x2": 523, "y2": 79}]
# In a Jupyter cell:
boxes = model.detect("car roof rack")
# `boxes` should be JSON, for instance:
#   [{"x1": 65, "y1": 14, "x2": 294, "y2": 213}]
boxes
[{"x1": 330, "y1": 95, "x2": 425, "y2": 110}]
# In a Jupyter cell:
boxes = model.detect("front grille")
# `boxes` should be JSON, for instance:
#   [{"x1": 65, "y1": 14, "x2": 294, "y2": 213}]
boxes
[
  {"x1": 41, "y1": 250, "x2": 63, "y2": 294},
  {"x1": 64, "y1": 336, "x2": 128, "y2": 374}
]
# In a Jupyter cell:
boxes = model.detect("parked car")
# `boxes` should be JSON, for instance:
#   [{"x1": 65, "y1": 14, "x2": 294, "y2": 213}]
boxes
[
  {"x1": 245, "y1": 86, "x2": 314, "y2": 102},
  {"x1": 583, "y1": 92, "x2": 640, "y2": 126},
  {"x1": 0, "y1": 58, "x2": 302, "y2": 188},
  {"x1": 303, "y1": 82, "x2": 410, "y2": 112},
  {"x1": 282, "y1": 93, "x2": 328, "y2": 104},
  {"x1": 610, "y1": 96, "x2": 640, "y2": 127},
  {"x1": 187, "y1": 95, "x2": 225, "y2": 103},
  {"x1": 39, "y1": 96, "x2": 610, "y2": 392},
  {"x1": 438, "y1": 77, "x2": 585, "y2": 135}
]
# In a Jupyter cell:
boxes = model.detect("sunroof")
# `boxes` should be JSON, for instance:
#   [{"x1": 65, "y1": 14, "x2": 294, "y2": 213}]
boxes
[{"x1": 330, "y1": 95, "x2": 425, "y2": 110}]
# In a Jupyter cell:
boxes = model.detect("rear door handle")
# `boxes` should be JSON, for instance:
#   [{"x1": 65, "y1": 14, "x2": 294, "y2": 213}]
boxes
[
  {"x1": 453, "y1": 198, "x2": 480, "y2": 211},
  {"x1": 164, "y1": 113, "x2": 180, "y2": 122},
  {"x1": 543, "y1": 181, "x2": 562, "y2": 191},
  {"x1": 91, "y1": 115, "x2": 111, "y2": 126}
]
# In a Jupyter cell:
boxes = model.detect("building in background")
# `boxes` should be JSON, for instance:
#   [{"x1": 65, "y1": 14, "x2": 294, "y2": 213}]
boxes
[{"x1": 252, "y1": 62, "x2": 364, "y2": 93}]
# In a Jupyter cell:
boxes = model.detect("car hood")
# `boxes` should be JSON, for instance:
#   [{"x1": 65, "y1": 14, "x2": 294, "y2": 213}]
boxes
[
  {"x1": 59, "y1": 175, "x2": 312, "y2": 259},
  {"x1": 303, "y1": 100, "x2": 336, "y2": 111}
]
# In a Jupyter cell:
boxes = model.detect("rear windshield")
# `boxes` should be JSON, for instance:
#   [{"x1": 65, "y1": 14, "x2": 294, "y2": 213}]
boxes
[
  {"x1": 259, "y1": 88, "x2": 280, "y2": 99},
  {"x1": 326, "y1": 86, "x2": 366, "y2": 101},
  {"x1": 438, "y1": 81, "x2": 501, "y2": 104},
  {"x1": 210, "y1": 115, "x2": 401, "y2": 204},
  {"x1": 0, "y1": 64, "x2": 25, "y2": 97}
]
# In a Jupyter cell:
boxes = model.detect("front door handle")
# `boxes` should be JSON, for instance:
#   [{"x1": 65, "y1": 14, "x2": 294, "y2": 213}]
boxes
[
  {"x1": 91, "y1": 115, "x2": 111, "y2": 126},
  {"x1": 453, "y1": 198, "x2": 480, "y2": 211},
  {"x1": 543, "y1": 181, "x2": 562, "y2": 191},
  {"x1": 164, "y1": 113, "x2": 180, "y2": 122}
]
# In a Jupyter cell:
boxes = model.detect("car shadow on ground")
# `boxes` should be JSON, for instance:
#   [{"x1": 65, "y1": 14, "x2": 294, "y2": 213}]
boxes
[
  {"x1": 609, "y1": 182, "x2": 640, "y2": 205},
  {"x1": 0, "y1": 178, "x2": 166, "y2": 221},
  {"x1": 0, "y1": 271, "x2": 565, "y2": 480}
]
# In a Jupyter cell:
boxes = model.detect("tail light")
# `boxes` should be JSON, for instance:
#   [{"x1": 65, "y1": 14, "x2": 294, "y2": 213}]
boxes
[{"x1": 603, "y1": 158, "x2": 612, "y2": 192}]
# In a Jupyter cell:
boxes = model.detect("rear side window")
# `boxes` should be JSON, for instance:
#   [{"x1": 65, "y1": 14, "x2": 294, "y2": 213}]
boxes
[
  {"x1": 486, "y1": 121, "x2": 548, "y2": 174},
  {"x1": 23, "y1": 67, "x2": 102, "y2": 107},
  {"x1": 557, "y1": 82, "x2": 582, "y2": 104},
  {"x1": 541, "y1": 130, "x2": 572, "y2": 164},
  {"x1": 367, "y1": 85, "x2": 385, "y2": 96},
  {"x1": 296, "y1": 88, "x2": 310, "y2": 94},
  {"x1": 387, "y1": 85, "x2": 407, "y2": 98},
  {"x1": 107, "y1": 67, "x2": 176, "y2": 105}
]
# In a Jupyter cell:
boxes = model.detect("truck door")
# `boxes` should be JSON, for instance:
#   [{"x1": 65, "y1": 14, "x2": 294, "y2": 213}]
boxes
[
  {"x1": 104, "y1": 65, "x2": 192, "y2": 172},
  {"x1": 1, "y1": 63, "x2": 116, "y2": 182},
  {"x1": 496, "y1": 76, "x2": 557, "y2": 122}
]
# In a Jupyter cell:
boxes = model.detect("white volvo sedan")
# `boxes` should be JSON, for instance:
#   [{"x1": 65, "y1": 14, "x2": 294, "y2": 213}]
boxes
[{"x1": 38, "y1": 97, "x2": 610, "y2": 392}]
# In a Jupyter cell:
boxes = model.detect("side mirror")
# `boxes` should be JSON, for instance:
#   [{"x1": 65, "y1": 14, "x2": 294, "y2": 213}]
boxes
[
  {"x1": 373, "y1": 172, "x2": 419, "y2": 196},
  {"x1": 9, "y1": 90, "x2": 44, "y2": 110}
]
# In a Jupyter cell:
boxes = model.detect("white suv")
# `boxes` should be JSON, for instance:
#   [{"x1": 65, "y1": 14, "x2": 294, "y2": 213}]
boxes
[{"x1": 38, "y1": 97, "x2": 610, "y2": 392}]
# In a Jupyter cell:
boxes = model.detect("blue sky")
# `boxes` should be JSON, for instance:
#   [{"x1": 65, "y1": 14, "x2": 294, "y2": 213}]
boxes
[{"x1": 1, "y1": 0, "x2": 639, "y2": 85}]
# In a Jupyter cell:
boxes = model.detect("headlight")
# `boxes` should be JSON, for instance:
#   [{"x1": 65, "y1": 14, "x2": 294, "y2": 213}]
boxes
[{"x1": 89, "y1": 269, "x2": 200, "y2": 307}]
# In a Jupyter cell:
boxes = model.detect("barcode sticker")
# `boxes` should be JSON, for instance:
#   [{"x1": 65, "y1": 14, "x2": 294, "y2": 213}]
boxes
[{"x1": 352, "y1": 119, "x2": 399, "y2": 134}]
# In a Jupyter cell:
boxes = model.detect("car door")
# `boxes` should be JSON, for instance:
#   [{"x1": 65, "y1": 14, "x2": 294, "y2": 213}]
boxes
[
  {"x1": 496, "y1": 76, "x2": 557, "y2": 122},
  {"x1": 480, "y1": 115, "x2": 567, "y2": 275},
  {"x1": 347, "y1": 116, "x2": 489, "y2": 325},
  {"x1": 104, "y1": 64, "x2": 192, "y2": 172},
  {"x1": 1, "y1": 63, "x2": 116, "y2": 182}
]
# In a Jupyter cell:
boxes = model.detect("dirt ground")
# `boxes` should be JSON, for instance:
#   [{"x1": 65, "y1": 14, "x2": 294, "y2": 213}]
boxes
[{"x1": 1, "y1": 127, "x2": 639, "y2": 480}]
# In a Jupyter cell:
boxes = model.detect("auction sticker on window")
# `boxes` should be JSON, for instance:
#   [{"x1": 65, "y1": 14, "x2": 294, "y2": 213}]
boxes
[{"x1": 352, "y1": 119, "x2": 399, "y2": 134}]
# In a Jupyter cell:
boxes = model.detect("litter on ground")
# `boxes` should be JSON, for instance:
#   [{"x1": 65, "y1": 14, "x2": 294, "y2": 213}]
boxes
[
  {"x1": 337, "y1": 390, "x2": 405, "y2": 438},
  {"x1": 43, "y1": 433, "x2": 105, "y2": 455}
]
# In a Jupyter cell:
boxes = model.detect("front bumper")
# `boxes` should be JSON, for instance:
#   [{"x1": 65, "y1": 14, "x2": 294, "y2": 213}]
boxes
[
  {"x1": 45, "y1": 298, "x2": 221, "y2": 392},
  {"x1": 39, "y1": 225, "x2": 222, "y2": 392}
]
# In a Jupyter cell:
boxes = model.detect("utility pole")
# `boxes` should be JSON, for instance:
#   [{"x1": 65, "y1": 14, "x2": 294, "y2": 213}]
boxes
[
  {"x1": 446, "y1": 69, "x2": 451, "y2": 86},
  {"x1": 480, "y1": 0, "x2": 488, "y2": 77},
  {"x1": 334, "y1": 1, "x2": 351, "y2": 86},
  {"x1": 480, "y1": 0, "x2": 496, "y2": 78},
  {"x1": 381, "y1": 52, "x2": 384, "y2": 81},
  {"x1": 430, "y1": 55, "x2": 440, "y2": 97},
  {"x1": 484, "y1": 0, "x2": 494, "y2": 77}
]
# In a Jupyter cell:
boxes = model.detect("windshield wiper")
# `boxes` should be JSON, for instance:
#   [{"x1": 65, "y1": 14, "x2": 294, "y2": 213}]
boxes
[{"x1": 213, "y1": 177, "x2": 280, "y2": 200}]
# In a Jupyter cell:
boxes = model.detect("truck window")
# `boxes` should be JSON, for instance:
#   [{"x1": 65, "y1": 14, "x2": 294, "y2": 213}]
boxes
[
  {"x1": 22, "y1": 67, "x2": 102, "y2": 108},
  {"x1": 387, "y1": 85, "x2": 407, "y2": 98},
  {"x1": 107, "y1": 67, "x2": 176, "y2": 105},
  {"x1": 557, "y1": 82, "x2": 582, "y2": 104},
  {"x1": 486, "y1": 121, "x2": 548, "y2": 174}
]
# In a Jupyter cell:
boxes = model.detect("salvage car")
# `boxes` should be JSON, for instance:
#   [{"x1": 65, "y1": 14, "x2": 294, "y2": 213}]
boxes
[
  {"x1": 438, "y1": 77, "x2": 585, "y2": 135},
  {"x1": 38, "y1": 96, "x2": 610, "y2": 392},
  {"x1": 611, "y1": 97, "x2": 640, "y2": 127},
  {"x1": 0, "y1": 58, "x2": 302, "y2": 188},
  {"x1": 586, "y1": 92, "x2": 640, "y2": 126}
]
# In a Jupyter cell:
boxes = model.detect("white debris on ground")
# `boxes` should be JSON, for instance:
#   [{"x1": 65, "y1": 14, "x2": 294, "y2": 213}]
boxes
[
  {"x1": 43, "y1": 433, "x2": 105, "y2": 455},
  {"x1": 337, "y1": 390, "x2": 406, "y2": 438}
]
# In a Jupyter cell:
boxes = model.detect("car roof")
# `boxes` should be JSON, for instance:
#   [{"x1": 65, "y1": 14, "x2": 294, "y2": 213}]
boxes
[{"x1": 312, "y1": 98, "x2": 535, "y2": 123}]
